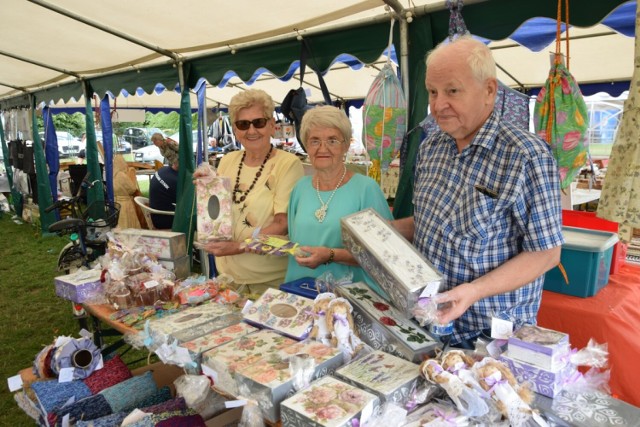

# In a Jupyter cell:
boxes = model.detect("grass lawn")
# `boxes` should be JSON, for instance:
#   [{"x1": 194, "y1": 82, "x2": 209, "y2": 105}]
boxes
[{"x1": 0, "y1": 211, "x2": 149, "y2": 426}]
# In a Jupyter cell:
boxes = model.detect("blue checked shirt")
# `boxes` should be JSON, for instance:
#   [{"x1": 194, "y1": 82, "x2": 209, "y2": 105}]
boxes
[{"x1": 413, "y1": 112, "x2": 564, "y2": 344}]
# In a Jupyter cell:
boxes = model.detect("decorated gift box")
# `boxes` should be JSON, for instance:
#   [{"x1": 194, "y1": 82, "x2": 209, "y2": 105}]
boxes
[
  {"x1": 335, "y1": 350, "x2": 422, "y2": 406},
  {"x1": 500, "y1": 351, "x2": 575, "y2": 398},
  {"x1": 113, "y1": 229, "x2": 186, "y2": 260},
  {"x1": 201, "y1": 329, "x2": 298, "y2": 396},
  {"x1": 337, "y1": 282, "x2": 439, "y2": 363},
  {"x1": 280, "y1": 375, "x2": 379, "y2": 427},
  {"x1": 535, "y1": 389, "x2": 640, "y2": 427},
  {"x1": 147, "y1": 302, "x2": 241, "y2": 346},
  {"x1": 341, "y1": 208, "x2": 443, "y2": 317},
  {"x1": 54, "y1": 269, "x2": 104, "y2": 303},
  {"x1": 196, "y1": 172, "x2": 233, "y2": 242},
  {"x1": 235, "y1": 341, "x2": 344, "y2": 423},
  {"x1": 243, "y1": 288, "x2": 315, "y2": 340},
  {"x1": 507, "y1": 325, "x2": 570, "y2": 371},
  {"x1": 180, "y1": 322, "x2": 258, "y2": 374},
  {"x1": 157, "y1": 255, "x2": 190, "y2": 280}
]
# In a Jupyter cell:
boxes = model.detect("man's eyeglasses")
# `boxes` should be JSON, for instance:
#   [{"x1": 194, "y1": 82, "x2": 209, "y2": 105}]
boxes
[
  {"x1": 234, "y1": 118, "x2": 269, "y2": 130},
  {"x1": 306, "y1": 138, "x2": 344, "y2": 148}
]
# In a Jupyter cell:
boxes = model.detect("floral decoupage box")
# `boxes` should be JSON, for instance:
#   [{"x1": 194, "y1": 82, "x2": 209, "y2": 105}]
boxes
[
  {"x1": 341, "y1": 208, "x2": 443, "y2": 317},
  {"x1": 280, "y1": 376, "x2": 379, "y2": 427},
  {"x1": 337, "y1": 282, "x2": 439, "y2": 362},
  {"x1": 243, "y1": 288, "x2": 315, "y2": 339},
  {"x1": 235, "y1": 340, "x2": 343, "y2": 423},
  {"x1": 335, "y1": 350, "x2": 423, "y2": 406},
  {"x1": 196, "y1": 172, "x2": 233, "y2": 242},
  {"x1": 180, "y1": 322, "x2": 258, "y2": 374},
  {"x1": 201, "y1": 329, "x2": 298, "y2": 396}
]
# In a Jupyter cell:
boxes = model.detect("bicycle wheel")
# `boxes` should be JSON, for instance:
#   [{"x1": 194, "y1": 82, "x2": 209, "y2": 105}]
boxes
[{"x1": 58, "y1": 243, "x2": 86, "y2": 273}]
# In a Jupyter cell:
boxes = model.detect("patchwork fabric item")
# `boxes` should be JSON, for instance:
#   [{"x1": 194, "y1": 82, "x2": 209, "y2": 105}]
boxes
[
  {"x1": 30, "y1": 379, "x2": 92, "y2": 414},
  {"x1": 141, "y1": 396, "x2": 188, "y2": 414},
  {"x1": 363, "y1": 63, "x2": 407, "y2": 177},
  {"x1": 82, "y1": 355, "x2": 132, "y2": 394},
  {"x1": 534, "y1": 62, "x2": 589, "y2": 189}
]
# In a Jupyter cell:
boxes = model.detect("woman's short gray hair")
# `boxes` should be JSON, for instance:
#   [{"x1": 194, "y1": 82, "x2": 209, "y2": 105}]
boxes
[
  {"x1": 229, "y1": 89, "x2": 275, "y2": 123},
  {"x1": 299, "y1": 105, "x2": 351, "y2": 147}
]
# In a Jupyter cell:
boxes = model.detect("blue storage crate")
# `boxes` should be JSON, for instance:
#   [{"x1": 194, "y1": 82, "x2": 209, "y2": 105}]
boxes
[{"x1": 544, "y1": 226, "x2": 618, "y2": 297}]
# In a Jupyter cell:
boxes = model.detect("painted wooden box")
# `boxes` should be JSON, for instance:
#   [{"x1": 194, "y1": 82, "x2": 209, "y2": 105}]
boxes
[
  {"x1": 341, "y1": 208, "x2": 443, "y2": 317},
  {"x1": 507, "y1": 325, "x2": 570, "y2": 371},
  {"x1": 180, "y1": 322, "x2": 258, "y2": 374},
  {"x1": 235, "y1": 341, "x2": 343, "y2": 423},
  {"x1": 196, "y1": 174, "x2": 233, "y2": 242},
  {"x1": 112, "y1": 228, "x2": 186, "y2": 259},
  {"x1": 281, "y1": 376, "x2": 379, "y2": 427},
  {"x1": 243, "y1": 288, "x2": 315, "y2": 340},
  {"x1": 201, "y1": 329, "x2": 298, "y2": 396},
  {"x1": 147, "y1": 302, "x2": 241, "y2": 346},
  {"x1": 335, "y1": 350, "x2": 422, "y2": 406},
  {"x1": 337, "y1": 282, "x2": 439, "y2": 363}
]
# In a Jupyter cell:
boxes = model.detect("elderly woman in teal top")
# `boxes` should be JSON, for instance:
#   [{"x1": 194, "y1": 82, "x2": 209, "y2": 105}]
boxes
[{"x1": 286, "y1": 105, "x2": 392, "y2": 296}]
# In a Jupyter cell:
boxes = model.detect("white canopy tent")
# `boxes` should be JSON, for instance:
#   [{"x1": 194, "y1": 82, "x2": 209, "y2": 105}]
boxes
[{"x1": 0, "y1": 0, "x2": 635, "y2": 110}]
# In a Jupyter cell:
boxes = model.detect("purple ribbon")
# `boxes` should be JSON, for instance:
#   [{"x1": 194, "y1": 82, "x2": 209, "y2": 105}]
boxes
[
  {"x1": 559, "y1": 347, "x2": 578, "y2": 365},
  {"x1": 446, "y1": 361, "x2": 467, "y2": 375},
  {"x1": 434, "y1": 407, "x2": 457, "y2": 425},
  {"x1": 314, "y1": 310, "x2": 326, "y2": 317},
  {"x1": 333, "y1": 313, "x2": 349, "y2": 327},
  {"x1": 484, "y1": 373, "x2": 507, "y2": 394},
  {"x1": 559, "y1": 369, "x2": 583, "y2": 388}
]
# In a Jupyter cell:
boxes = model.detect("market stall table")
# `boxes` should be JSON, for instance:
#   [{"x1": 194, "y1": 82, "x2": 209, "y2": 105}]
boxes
[
  {"x1": 537, "y1": 263, "x2": 640, "y2": 407},
  {"x1": 83, "y1": 303, "x2": 138, "y2": 354}
]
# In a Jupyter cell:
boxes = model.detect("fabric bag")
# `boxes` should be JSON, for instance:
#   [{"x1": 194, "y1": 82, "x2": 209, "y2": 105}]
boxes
[{"x1": 362, "y1": 19, "x2": 407, "y2": 182}]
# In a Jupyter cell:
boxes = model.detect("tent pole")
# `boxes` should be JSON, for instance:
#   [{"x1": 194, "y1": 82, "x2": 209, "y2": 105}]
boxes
[{"x1": 400, "y1": 19, "x2": 410, "y2": 106}]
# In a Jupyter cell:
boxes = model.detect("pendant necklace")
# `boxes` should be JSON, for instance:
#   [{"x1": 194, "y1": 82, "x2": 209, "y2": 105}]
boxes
[
  {"x1": 315, "y1": 166, "x2": 347, "y2": 223},
  {"x1": 233, "y1": 145, "x2": 273, "y2": 204}
]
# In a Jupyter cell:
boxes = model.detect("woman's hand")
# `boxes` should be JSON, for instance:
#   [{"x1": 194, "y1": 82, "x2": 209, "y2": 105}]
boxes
[
  {"x1": 202, "y1": 240, "x2": 243, "y2": 257},
  {"x1": 294, "y1": 246, "x2": 331, "y2": 269}
]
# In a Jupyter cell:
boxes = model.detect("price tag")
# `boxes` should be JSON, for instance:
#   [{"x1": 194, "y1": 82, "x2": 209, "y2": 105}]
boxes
[
  {"x1": 7, "y1": 374, "x2": 23, "y2": 392},
  {"x1": 144, "y1": 280, "x2": 159, "y2": 289},
  {"x1": 58, "y1": 367, "x2": 75, "y2": 383},
  {"x1": 490, "y1": 317, "x2": 513, "y2": 339},
  {"x1": 201, "y1": 364, "x2": 218, "y2": 383},
  {"x1": 225, "y1": 399, "x2": 248, "y2": 408}
]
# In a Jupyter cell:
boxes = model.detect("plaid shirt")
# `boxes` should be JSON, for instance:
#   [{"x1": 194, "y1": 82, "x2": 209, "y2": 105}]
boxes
[{"x1": 413, "y1": 112, "x2": 564, "y2": 344}]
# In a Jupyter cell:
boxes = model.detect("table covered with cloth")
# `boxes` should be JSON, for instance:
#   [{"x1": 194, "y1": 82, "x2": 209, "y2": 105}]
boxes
[{"x1": 537, "y1": 263, "x2": 640, "y2": 407}]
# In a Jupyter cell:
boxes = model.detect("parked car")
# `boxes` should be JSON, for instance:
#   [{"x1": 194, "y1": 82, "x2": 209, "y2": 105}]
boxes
[
  {"x1": 92, "y1": 130, "x2": 131, "y2": 153},
  {"x1": 123, "y1": 127, "x2": 163, "y2": 150},
  {"x1": 133, "y1": 131, "x2": 212, "y2": 163},
  {"x1": 40, "y1": 131, "x2": 82, "y2": 158}
]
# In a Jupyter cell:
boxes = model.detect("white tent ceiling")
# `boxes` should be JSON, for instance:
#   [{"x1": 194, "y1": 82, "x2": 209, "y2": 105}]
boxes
[{"x1": 0, "y1": 0, "x2": 635, "y2": 110}]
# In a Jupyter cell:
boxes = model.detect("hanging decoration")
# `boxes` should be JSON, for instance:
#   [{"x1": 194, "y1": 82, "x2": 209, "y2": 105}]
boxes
[
  {"x1": 533, "y1": 0, "x2": 590, "y2": 190},
  {"x1": 597, "y1": 4, "x2": 640, "y2": 243},
  {"x1": 363, "y1": 18, "x2": 407, "y2": 183}
]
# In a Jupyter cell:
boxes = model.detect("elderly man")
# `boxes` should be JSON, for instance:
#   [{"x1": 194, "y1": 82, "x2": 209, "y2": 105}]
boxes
[
  {"x1": 151, "y1": 132, "x2": 179, "y2": 166},
  {"x1": 393, "y1": 36, "x2": 564, "y2": 348}
]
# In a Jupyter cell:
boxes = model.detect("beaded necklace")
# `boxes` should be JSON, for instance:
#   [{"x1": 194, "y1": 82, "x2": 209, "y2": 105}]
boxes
[{"x1": 232, "y1": 145, "x2": 273, "y2": 204}]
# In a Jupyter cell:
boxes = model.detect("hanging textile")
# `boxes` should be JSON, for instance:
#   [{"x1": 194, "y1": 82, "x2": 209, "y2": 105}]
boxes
[
  {"x1": 84, "y1": 93, "x2": 105, "y2": 210},
  {"x1": 0, "y1": 115, "x2": 22, "y2": 215},
  {"x1": 196, "y1": 81, "x2": 207, "y2": 166},
  {"x1": 362, "y1": 18, "x2": 407, "y2": 183},
  {"x1": 533, "y1": 0, "x2": 589, "y2": 190},
  {"x1": 43, "y1": 108, "x2": 60, "y2": 205},
  {"x1": 173, "y1": 79, "x2": 196, "y2": 262},
  {"x1": 100, "y1": 95, "x2": 115, "y2": 204},
  {"x1": 30, "y1": 98, "x2": 56, "y2": 233},
  {"x1": 597, "y1": 4, "x2": 640, "y2": 243}
]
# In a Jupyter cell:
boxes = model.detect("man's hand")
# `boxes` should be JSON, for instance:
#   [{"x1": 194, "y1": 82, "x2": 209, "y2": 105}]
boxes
[{"x1": 434, "y1": 282, "x2": 483, "y2": 324}]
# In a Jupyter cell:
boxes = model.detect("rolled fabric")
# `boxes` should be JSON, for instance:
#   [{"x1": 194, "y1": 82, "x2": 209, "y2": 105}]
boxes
[
  {"x1": 75, "y1": 412, "x2": 128, "y2": 427},
  {"x1": 50, "y1": 337, "x2": 103, "y2": 380},
  {"x1": 99, "y1": 371, "x2": 159, "y2": 413},
  {"x1": 141, "y1": 396, "x2": 187, "y2": 414},
  {"x1": 52, "y1": 393, "x2": 112, "y2": 426},
  {"x1": 83, "y1": 355, "x2": 132, "y2": 394},
  {"x1": 33, "y1": 344, "x2": 56, "y2": 379},
  {"x1": 30, "y1": 379, "x2": 92, "y2": 415}
]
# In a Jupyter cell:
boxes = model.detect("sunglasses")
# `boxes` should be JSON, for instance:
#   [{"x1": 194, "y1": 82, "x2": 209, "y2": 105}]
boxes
[{"x1": 234, "y1": 118, "x2": 269, "y2": 131}]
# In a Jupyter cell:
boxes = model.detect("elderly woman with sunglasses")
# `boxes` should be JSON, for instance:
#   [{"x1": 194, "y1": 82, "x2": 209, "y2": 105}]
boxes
[
  {"x1": 200, "y1": 89, "x2": 304, "y2": 295},
  {"x1": 285, "y1": 106, "x2": 392, "y2": 296}
]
